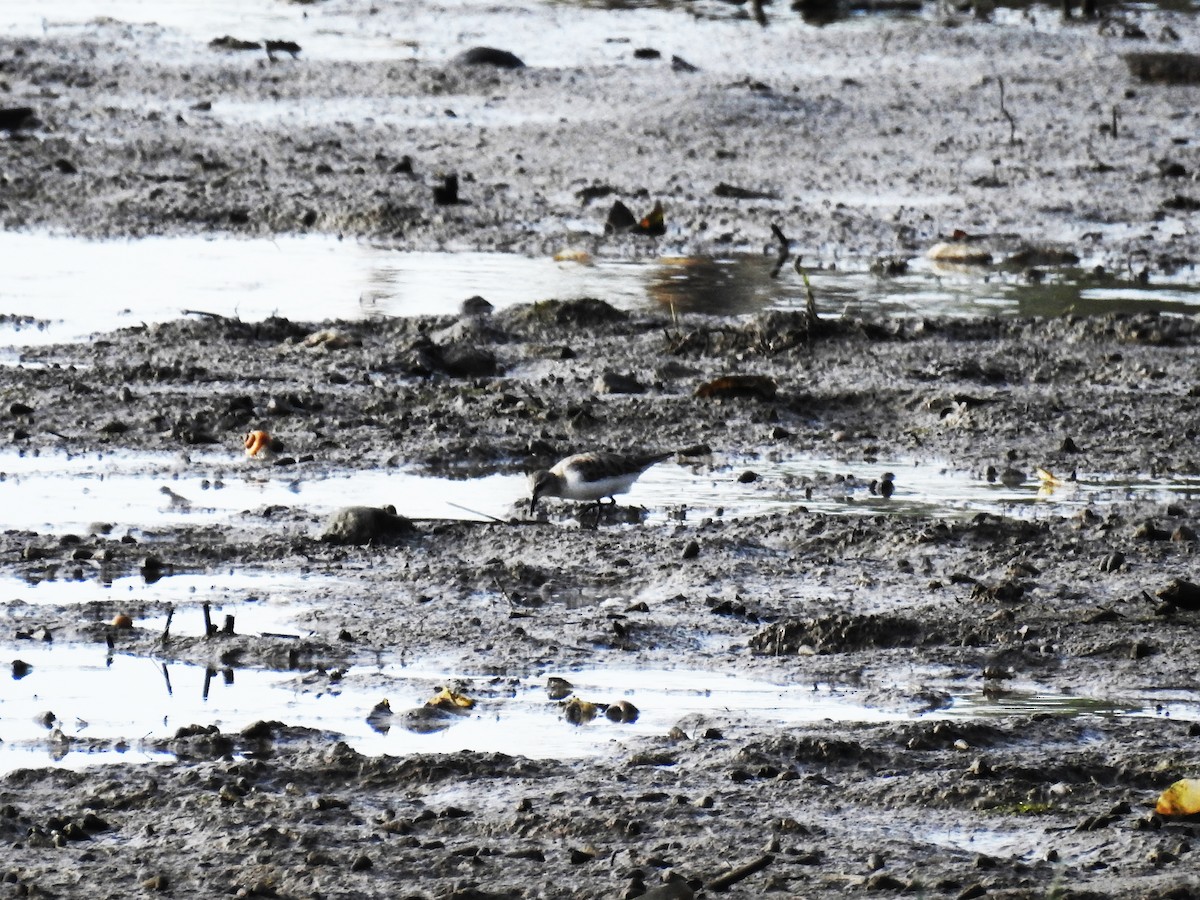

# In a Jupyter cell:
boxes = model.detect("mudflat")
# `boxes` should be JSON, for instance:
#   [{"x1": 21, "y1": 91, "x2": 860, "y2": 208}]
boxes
[{"x1": 3, "y1": 2, "x2": 1200, "y2": 897}]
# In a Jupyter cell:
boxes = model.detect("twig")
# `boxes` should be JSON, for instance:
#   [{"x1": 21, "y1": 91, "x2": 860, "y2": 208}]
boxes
[
  {"x1": 750, "y1": 0, "x2": 768, "y2": 27},
  {"x1": 446, "y1": 501, "x2": 507, "y2": 524},
  {"x1": 182, "y1": 308, "x2": 235, "y2": 322},
  {"x1": 997, "y1": 76, "x2": 1016, "y2": 144},
  {"x1": 1110, "y1": 105, "x2": 1119, "y2": 139},
  {"x1": 493, "y1": 577, "x2": 517, "y2": 609},
  {"x1": 794, "y1": 258, "x2": 821, "y2": 325},
  {"x1": 161, "y1": 606, "x2": 174, "y2": 645},
  {"x1": 707, "y1": 853, "x2": 775, "y2": 892},
  {"x1": 202, "y1": 602, "x2": 214, "y2": 637},
  {"x1": 769, "y1": 224, "x2": 789, "y2": 278},
  {"x1": 161, "y1": 662, "x2": 174, "y2": 697}
]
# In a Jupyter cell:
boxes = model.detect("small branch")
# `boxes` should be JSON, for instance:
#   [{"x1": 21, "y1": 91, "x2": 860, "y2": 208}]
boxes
[
  {"x1": 997, "y1": 76, "x2": 1016, "y2": 144},
  {"x1": 768, "y1": 224, "x2": 789, "y2": 278},
  {"x1": 1110, "y1": 105, "x2": 1119, "y2": 139},
  {"x1": 182, "y1": 308, "x2": 235, "y2": 323},
  {"x1": 794, "y1": 257, "x2": 821, "y2": 325},
  {"x1": 750, "y1": 0, "x2": 768, "y2": 27},
  {"x1": 707, "y1": 854, "x2": 774, "y2": 892},
  {"x1": 161, "y1": 606, "x2": 174, "y2": 645},
  {"x1": 202, "y1": 602, "x2": 215, "y2": 637},
  {"x1": 446, "y1": 500, "x2": 507, "y2": 524}
]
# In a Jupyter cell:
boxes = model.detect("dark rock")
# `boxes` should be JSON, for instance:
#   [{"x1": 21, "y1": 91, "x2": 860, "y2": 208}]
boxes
[
  {"x1": 433, "y1": 173, "x2": 459, "y2": 205},
  {"x1": 1157, "y1": 578, "x2": 1200, "y2": 610},
  {"x1": 453, "y1": 47, "x2": 525, "y2": 69},
  {"x1": 0, "y1": 107, "x2": 36, "y2": 131},
  {"x1": 593, "y1": 371, "x2": 644, "y2": 394},
  {"x1": 1125, "y1": 51, "x2": 1200, "y2": 84}
]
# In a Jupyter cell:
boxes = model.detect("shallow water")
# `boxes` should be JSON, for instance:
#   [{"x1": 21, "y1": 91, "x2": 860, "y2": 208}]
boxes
[
  {"x1": 0, "y1": 647, "x2": 902, "y2": 773},
  {"x1": 2, "y1": 447, "x2": 1199, "y2": 534},
  {"x1": 0, "y1": 571, "x2": 321, "y2": 640},
  {"x1": 0, "y1": 0, "x2": 948, "y2": 69},
  {"x1": 4, "y1": 646, "x2": 1197, "y2": 774},
  {"x1": 3, "y1": 233, "x2": 1200, "y2": 349}
]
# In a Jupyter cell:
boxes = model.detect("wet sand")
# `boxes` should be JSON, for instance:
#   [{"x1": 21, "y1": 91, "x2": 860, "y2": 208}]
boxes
[{"x1": 4, "y1": 2, "x2": 1200, "y2": 897}]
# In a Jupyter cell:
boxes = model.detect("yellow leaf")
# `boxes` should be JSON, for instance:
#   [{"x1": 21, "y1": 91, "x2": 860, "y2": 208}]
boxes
[
  {"x1": 1156, "y1": 778, "x2": 1200, "y2": 816},
  {"x1": 553, "y1": 248, "x2": 592, "y2": 265},
  {"x1": 426, "y1": 687, "x2": 475, "y2": 711},
  {"x1": 562, "y1": 696, "x2": 599, "y2": 725}
]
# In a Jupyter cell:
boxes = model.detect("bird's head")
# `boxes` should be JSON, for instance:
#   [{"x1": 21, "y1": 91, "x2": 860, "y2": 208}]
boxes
[{"x1": 529, "y1": 470, "x2": 554, "y2": 514}]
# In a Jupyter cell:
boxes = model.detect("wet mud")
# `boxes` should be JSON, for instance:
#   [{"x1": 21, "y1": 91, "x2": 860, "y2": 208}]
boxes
[{"x1": 4, "y1": 2, "x2": 1200, "y2": 898}]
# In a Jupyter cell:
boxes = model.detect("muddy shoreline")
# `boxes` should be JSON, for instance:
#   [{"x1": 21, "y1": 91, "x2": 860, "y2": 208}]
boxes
[{"x1": 5, "y1": 2, "x2": 1200, "y2": 898}]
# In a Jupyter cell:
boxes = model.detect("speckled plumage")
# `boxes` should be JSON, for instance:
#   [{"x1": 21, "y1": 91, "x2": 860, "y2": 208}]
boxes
[{"x1": 529, "y1": 451, "x2": 673, "y2": 515}]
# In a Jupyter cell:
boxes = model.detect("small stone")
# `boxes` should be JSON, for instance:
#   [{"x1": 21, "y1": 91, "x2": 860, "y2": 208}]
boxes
[
  {"x1": 1135, "y1": 520, "x2": 1171, "y2": 541},
  {"x1": 738, "y1": 470, "x2": 758, "y2": 483},
  {"x1": 141, "y1": 874, "x2": 169, "y2": 892},
  {"x1": 350, "y1": 854, "x2": 373, "y2": 872},
  {"x1": 682, "y1": 540, "x2": 700, "y2": 560}
]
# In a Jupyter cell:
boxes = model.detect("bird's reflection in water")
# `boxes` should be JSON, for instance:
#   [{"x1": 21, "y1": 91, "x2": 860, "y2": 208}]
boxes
[{"x1": 646, "y1": 256, "x2": 777, "y2": 316}]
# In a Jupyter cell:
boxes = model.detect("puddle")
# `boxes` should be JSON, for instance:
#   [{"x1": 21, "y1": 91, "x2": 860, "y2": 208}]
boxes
[
  {"x1": 947, "y1": 687, "x2": 1200, "y2": 722},
  {"x1": 5, "y1": 648, "x2": 1200, "y2": 774},
  {"x1": 3, "y1": 234, "x2": 1200, "y2": 349},
  {"x1": 3, "y1": 448, "x2": 1200, "y2": 534},
  {"x1": 925, "y1": 826, "x2": 1044, "y2": 861},
  {"x1": 0, "y1": 571, "x2": 323, "y2": 638},
  {"x1": 0, "y1": 0, "x2": 980, "y2": 69},
  {"x1": 0, "y1": 648, "x2": 902, "y2": 773},
  {"x1": 0, "y1": 448, "x2": 523, "y2": 532},
  {"x1": 632, "y1": 457, "x2": 1200, "y2": 523}
]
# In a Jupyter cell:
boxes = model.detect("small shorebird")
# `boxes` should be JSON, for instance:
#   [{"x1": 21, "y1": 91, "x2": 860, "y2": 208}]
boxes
[{"x1": 529, "y1": 450, "x2": 674, "y2": 521}]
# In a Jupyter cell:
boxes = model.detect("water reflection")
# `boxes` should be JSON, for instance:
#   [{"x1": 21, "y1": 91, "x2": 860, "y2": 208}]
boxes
[
  {"x1": 3, "y1": 233, "x2": 1200, "y2": 348},
  {"x1": 647, "y1": 256, "x2": 779, "y2": 315}
]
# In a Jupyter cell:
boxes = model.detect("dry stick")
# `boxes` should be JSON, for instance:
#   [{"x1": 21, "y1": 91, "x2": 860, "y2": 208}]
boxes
[
  {"x1": 161, "y1": 606, "x2": 174, "y2": 645},
  {"x1": 997, "y1": 76, "x2": 1016, "y2": 144},
  {"x1": 750, "y1": 0, "x2": 768, "y2": 27},
  {"x1": 706, "y1": 853, "x2": 775, "y2": 892},
  {"x1": 768, "y1": 224, "x2": 789, "y2": 278},
  {"x1": 160, "y1": 662, "x2": 174, "y2": 697},
  {"x1": 1111, "y1": 105, "x2": 1119, "y2": 139},
  {"x1": 202, "y1": 602, "x2": 214, "y2": 637}
]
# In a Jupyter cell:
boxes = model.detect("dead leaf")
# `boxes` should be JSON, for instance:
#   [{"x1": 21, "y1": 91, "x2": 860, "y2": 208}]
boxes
[{"x1": 1156, "y1": 778, "x2": 1200, "y2": 815}]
